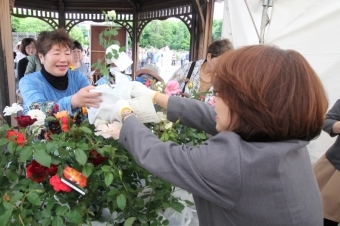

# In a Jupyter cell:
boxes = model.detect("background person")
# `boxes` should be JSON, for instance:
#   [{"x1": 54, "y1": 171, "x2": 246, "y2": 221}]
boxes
[
  {"x1": 113, "y1": 45, "x2": 327, "y2": 226},
  {"x1": 314, "y1": 99, "x2": 340, "y2": 226},
  {"x1": 17, "y1": 38, "x2": 37, "y2": 81},
  {"x1": 19, "y1": 29, "x2": 101, "y2": 115},
  {"x1": 168, "y1": 39, "x2": 233, "y2": 102}
]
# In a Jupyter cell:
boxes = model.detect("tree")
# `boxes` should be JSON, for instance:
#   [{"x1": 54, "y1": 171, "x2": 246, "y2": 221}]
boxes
[
  {"x1": 16, "y1": 17, "x2": 53, "y2": 33},
  {"x1": 212, "y1": 19, "x2": 222, "y2": 41},
  {"x1": 69, "y1": 26, "x2": 85, "y2": 45},
  {"x1": 11, "y1": 16, "x2": 21, "y2": 32},
  {"x1": 139, "y1": 19, "x2": 190, "y2": 51}
]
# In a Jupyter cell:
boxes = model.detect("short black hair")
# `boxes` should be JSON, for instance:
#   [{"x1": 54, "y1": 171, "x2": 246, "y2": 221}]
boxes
[{"x1": 73, "y1": 40, "x2": 83, "y2": 51}]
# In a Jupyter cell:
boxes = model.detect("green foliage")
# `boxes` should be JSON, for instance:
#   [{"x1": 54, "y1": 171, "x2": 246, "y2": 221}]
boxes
[
  {"x1": 14, "y1": 17, "x2": 53, "y2": 33},
  {"x1": 212, "y1": 19, "x2": 222, "y2": 41},
  {"x1": 0, "y1": 111, "x2": 195, "y2": 225},
  {"x1": 139, "y1": 20, "x2": 190, "y2": 50},
  {"x1": 69, "y1": 26, "x2": 85, "y2": 44}
]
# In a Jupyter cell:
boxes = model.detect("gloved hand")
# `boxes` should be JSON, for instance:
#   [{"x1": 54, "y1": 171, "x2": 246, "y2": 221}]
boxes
[
  {"x1": 130, "y1": 81, "x2": 158, "y2": 103},
  {"x1": 113, "y1": 99, "x2": 134, "y2": 122}
]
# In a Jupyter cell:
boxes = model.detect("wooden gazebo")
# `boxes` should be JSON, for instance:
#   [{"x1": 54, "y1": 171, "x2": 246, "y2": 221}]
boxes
[{"x1": 0, "y1": 0, "x2": 221, "y2": 124}]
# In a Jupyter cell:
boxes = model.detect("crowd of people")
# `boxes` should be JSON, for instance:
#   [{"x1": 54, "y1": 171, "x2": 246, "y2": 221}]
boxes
[{"x1": 12, "y1": 28, "x2": 340, "y2": 226}]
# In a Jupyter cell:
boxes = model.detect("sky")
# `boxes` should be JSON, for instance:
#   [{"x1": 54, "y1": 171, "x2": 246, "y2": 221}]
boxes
[{"x1": 214, "y1": 1, "x2": 225, "y2": 19}]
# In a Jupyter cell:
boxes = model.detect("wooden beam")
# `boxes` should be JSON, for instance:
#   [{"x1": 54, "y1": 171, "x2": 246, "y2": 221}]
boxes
[
  {"x1": 127, "y1": 0, "x2": 138, "y2": 8},
  {"x1": 59, "y1": 0, "x2": 66, "y2": 28},
  {"x1": 203, "y1": 0, "x2": 214, "y2": 56},
  {"x1": 192, "y1": 0, "x2": 205, "y2": 32},
  {"x1": 0, "y1": 0, "x2": 16, "y2": 125}
]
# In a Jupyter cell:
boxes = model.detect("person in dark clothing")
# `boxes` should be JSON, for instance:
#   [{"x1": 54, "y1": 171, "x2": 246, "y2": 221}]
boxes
[{"x1": 17, "y1": 38, "x2": 36, "y2": 81}]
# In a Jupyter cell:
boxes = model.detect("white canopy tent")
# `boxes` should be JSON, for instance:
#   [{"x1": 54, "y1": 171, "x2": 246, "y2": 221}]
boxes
[{"x1": 220, "y1": 0, "x2": 340, "y2": 164}]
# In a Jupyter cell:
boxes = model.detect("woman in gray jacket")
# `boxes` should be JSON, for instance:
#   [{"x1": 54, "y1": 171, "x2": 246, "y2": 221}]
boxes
[{"x1": 114, "y1": 45, "x2": 327, "y2": 226}]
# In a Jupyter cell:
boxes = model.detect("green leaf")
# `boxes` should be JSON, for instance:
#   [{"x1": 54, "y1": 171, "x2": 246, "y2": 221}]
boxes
[
  {"x1": 2, "y1": 202, "x2": 13, "y2": 210},
  {"x1": 0, "y1": 209, "x2": 12, "y2": 226},
  {"x1": 162, "y1": 219, "x2": 169, "y2": 225},
  {"x1": 171, "y1": 201, "x2": 185, "y2": 212},
  {"x1": 0, "y1": 155, "x2": 8, "y2": 167},
  {"x1": 41, "y1": 208, "x2": 51, "y2": 218},
  {"x1": 0, "y1": 138, "x2": 9, "y2": 146},
  {"x1": 34, "y1": 148, "x2": 52, "y2": 167},
  {"x1": 197, "y1": 133, "x2": 206, "y2": 139},
  {"x1": 6, "y1": 141, "x2": 15, "y2": 154},
  {"x1": 46, "y1": 201, "x2": 55, "y2": 210},
  {"x1": 46, "y1": 142, "x2": 59, "y2": 153},
  {"x1": 138, "y1": 215, "x2": 148, "y2": 223},
  {"x1": 77, "y1": 142, "x2": 89, "y2": 150},
  {"x1": 41, "y1": 218, "x2": 51, "y2": 226},
  {"x1": 65, "y1": 210, "x2": 83, "y2": 224},
  {"x1": 19, "y1": 146, "x2": 33, "y2": 162},
  {"x1": 7, "y1": 171, "x2": 18, "y2": 182},
  {"x1": 27, "y1": 193, "x2": 41, "y2": 206},
  {"x1": 104, "y1": 172, "x2": 114, "y2": 187},
  {"x1": 79, "y1": 126, "x2": 92, "y2": 134},
  {"x1": 55, "y1": 205, "x2": 69, "y2": 215},
  {"x1": 75, "y1": 149, "x2": 88, "y2": 166},
  {"x1": 117, "y1": 194, "x2": 126, "y2": 210},
  {"x1": 34, "y1": 211, "x2": 43, "y2": 220},
  {"x1": 82, "y1": 164, "x2": 93, "y2": 177},
  {"x1": 10, "y1": 192, "x2": 24, "y2": 203},
  {"x1": 123, "y1": 217, "x2": 136, "y2": 226},
  {"x1": 52, "y1": 216, "x2": 64, "y2": 226}
]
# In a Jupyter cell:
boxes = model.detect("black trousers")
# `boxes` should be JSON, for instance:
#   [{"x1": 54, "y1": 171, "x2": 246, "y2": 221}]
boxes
[{"x1": 324, "y1": 218, "x2": 339, "y2": 226}]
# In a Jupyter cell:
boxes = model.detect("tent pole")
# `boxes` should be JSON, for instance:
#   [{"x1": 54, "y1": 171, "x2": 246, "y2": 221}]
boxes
[{"x1": 259, "y1": 0, "x2": 273, "y2": 44}]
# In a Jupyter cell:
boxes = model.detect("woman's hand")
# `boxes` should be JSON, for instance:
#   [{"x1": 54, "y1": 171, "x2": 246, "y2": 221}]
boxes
[{"x1": 71, "y1": 85, "x2": 102, "y2": 108}]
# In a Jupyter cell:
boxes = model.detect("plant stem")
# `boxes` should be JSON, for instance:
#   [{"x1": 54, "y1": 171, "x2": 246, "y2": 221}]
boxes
[{"x1": 18, "y1": 214, "x2": 25, "y2": 226}]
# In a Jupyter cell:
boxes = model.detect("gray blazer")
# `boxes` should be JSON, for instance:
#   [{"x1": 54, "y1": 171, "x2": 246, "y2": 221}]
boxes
[
  {"x1": 119, "y1": 96, "x2": 322, "y2": 226},
  {"x1": 323, "y1": 99, "x2": 340, "y2": 170}
]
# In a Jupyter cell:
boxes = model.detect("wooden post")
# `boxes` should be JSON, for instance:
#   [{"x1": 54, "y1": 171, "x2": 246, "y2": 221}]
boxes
[
  {"x1": 132, "y1": 11, "x2": 139, "y2": 79},
  {"x1": 0, "y1": 0, "x2": 16, "y2": 125},
  {"x1": 58, "y1": 0, "x2": 66, "y2": 28}
]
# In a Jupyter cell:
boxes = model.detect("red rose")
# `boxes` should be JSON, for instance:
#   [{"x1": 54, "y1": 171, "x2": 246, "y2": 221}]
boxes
[
  {"x1": 15, "y1": 115, "x2": 37, "y2": 128},
  {"x1": 26, "y1": 160, "x2": 47, "y2": 182},
  {"x1": 89, "y1": 150, "x2": 106, "y2": 167},
  {"x1": 47, "y1": 164, "x2": 58, "y2": 176},
  {"x1": 6, "y1": 130, "x2": 26, "y2": 146},
  {"x1": 60, "y1": 117, "x2": 69, "y2": 132},
  {"x1": 49, "y1": 175, "x2": 72, "y2": 192}
]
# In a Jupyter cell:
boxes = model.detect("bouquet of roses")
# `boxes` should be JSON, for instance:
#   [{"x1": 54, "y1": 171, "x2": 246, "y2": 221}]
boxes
[{"x1": 0, "y1": 100, "x2": 185, "y2": 226}]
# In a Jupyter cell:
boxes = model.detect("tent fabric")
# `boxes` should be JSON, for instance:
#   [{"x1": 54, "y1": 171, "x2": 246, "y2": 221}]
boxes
[{"x1": 221, "y1": 0, "x2": 340, "y2": 164}]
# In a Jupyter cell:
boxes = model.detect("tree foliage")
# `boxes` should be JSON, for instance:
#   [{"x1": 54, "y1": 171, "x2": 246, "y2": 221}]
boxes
[
  {"x1": 212, "y1": 19, "x2": 222, "y2": 41},
  {"x1": 14, "y1": 17, "x2": 53, "y2": 33},
  {"x1": 140, "y1": 19, "x2": 190, "y2": 50},
  {"x1": 69, "y1": 26, "x2": 85, "y2": 45}
]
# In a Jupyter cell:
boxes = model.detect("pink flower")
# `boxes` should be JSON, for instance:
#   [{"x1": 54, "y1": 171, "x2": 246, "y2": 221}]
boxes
[
  {"x1": 165, "y1": 81, "x2": 181, "y2": 96},
  {"x1": 95, "y1": 121, "x2": 122, "y2": 139},
  {"x1": 207, "y1": 96, "x2": 215, "y2": 106}
]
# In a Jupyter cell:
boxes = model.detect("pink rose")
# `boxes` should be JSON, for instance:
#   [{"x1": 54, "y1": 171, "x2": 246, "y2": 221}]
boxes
[{"x1": 165, "y1": 81, "x2": 181, "y2": 96}]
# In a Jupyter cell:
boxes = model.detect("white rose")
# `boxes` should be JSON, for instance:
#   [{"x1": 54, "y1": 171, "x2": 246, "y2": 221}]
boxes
[
  {"x1": 94, "y1": 118, "x2": 109, "y2": 127},
  {"x1": 107, "y1": 10, "x2": 116, "y2": 19},
  {"x1": 165, "y1": 122, "x2": 173, "y2": 130},
  {"x1": 156, "y1": 111, "x2": 167, "y2": 122},
  {"x1": 27, "y1": 109, "x2": 46, "y2": 126},
  {"x1": 3, "y1": 103, "x2": 23, "y2": 116}
]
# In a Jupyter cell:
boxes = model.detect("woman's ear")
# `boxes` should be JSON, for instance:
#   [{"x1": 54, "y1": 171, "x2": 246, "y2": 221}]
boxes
[
  {"x1": 206, "y1": 53, "x2": 212, "y2": 61},
  {"x1": 38, "y1": 53, "x2": 44, "y2": 64}
]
